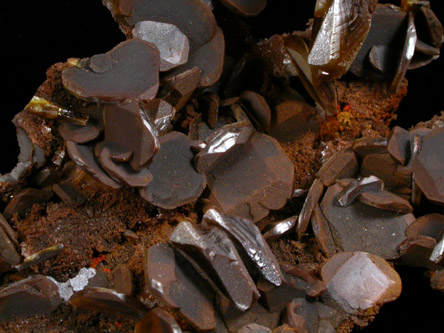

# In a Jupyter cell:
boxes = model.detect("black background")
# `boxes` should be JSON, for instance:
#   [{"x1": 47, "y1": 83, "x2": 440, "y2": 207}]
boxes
[{"x1": 1, "y1": 1, "x2": 444, "y2": 332}]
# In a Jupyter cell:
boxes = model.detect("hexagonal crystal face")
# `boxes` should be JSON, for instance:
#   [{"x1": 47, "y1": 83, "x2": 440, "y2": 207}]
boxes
[
  {"x1": 133, "y1": 20, "x2": 190, "y2": 71},
  {"x1": 322, "y1": 252, "x2": 401, "y2": 315}
]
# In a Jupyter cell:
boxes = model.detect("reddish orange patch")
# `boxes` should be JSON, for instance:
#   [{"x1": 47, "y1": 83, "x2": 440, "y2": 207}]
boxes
[{"x1": 89, "y1": 254, "x2": 106, "y2": 269}]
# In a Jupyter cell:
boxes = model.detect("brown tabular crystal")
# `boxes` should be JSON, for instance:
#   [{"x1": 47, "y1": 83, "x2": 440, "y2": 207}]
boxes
[
  {"x1": 199, "y1": 91, "x2": 220, "y2": 129},
  {"x1": 112, "y1": 264, "x2": 133, "y2": 295},
  {"x1": 217, "y1": 297, "x2": 280, "y2": 332},
  {"x1": 168, "y1": 27, "x2": 225, "y2": 88},
  {"x1": 134, "y1": 308, "x2": 182, "y2": 333},
  {"x1": 387, "y1": 126, "x2": 412, "y2": 165},
  {"x1": 399, "y1": 236, "x2": 438, "y2": 270},
  {"x1": 406, "y1": 214, "x2": 444, "y2": 240},
  {"x1": 3, "y1": 188, "x2": 53, "y2": 219},
  {"x1": 337, "y1": 175, "x2": 384, "y2": 207},
  {"x1": 108, "y1": 0, "x2": 216, "y2": 50},
  {"x1": 361, "y1": 153, "x2": 410, "y2": 189},
  {"x1": 368, "y1": 45, "x2": 391, "y2": 74},
  {"x1": 418, "y1": 5, "x2": 443, "y2": 49},
  {"x1": 202, "y1": 209, "x2": 284, "y2": 287},
  {"x1": 321, "y1": 184, "x2": 414, "y2": 259},
  {"x1": 351, "y1": 137, "x2": 387, "y2": 160},
  {"x1": 170, "y1": 221, "x2": 259, "y2": 311},
  {"x1": 321, "y1": 252, "x2": 402, "y2": 316},
  {"x1": 66, "y1": 141, "x2": 121, "y2": 189},
  {"x1": 240, "y1": 90, "x2": 272, "y2": 132},
  {"x1": 207, "y1": 132, "x2": 294, "y2": 222},
  {"x1": 104, "y1": 100, "x2": 159, "y2": 171},
  {"x1": 219, "y1": 0, "x2": 267, "y2": 17},
  {"x1": 270, "y1": 99, "x2": 319, "y2": 142},
  {"x1": 140, "y1": 132, "x2": 206, "y2": 209},
  {"x1": 58, "y1": 118, "x2": 102, "y2": 144},
  {"x1": 358, "y1": 190, "x2": 413, "y2": 213},
  {"x1": 52, "y1": 182, "x2": 87, "y2": 206},
  {"x1": 0, "y1": 213, "x2": 18, "y2": 248},
  {"x1": 296, "y1": 180, "x2": 324, "y2": 240},
  {"x1": 159, "y1": 66, "x2": 202, "y2": 111},
  {"x1": 285, "y1": 35, "x2": 338, "y2": 115},
  {"x1": 69, "y1": 287, "x2": 147, "y2": 318},
  {"x1": 132, "y1": 20, "x2": 189, "y2": 71},
  {"x1": 62, "y1": 39, "x2": 160, "y2": 103},
  {"x1": 97, "y1": 142, "x2": 152, "y2": 187},
  {"x1": 317, "y1": 150, "x2": 358, "y2": 186},
  {"x1": 349, "y1": 4, "x2": 408, "y2": 80},
  {"x1": 0, "y1": 226, "x2": 21, "y2": 272},
  {"x1": 257, "y1": 271, "x2": 308, "y2": 313},
  {"x1": 311, "y1": 204, "x2": 336, "y2": 258},
  {"x1": 412, "y1": 127, "x2": 444, "y2": 205},
  {"x1": 0, "y1": 275, "x2": 62, "y2": 321},
  {"x1": 145, "y1": 243, "x2": 216, "y2": 331}
]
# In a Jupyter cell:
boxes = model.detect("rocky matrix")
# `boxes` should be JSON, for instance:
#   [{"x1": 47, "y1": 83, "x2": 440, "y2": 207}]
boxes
[{"x1": 0, "y1": 0, "x2": 444, "y2": 332}]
